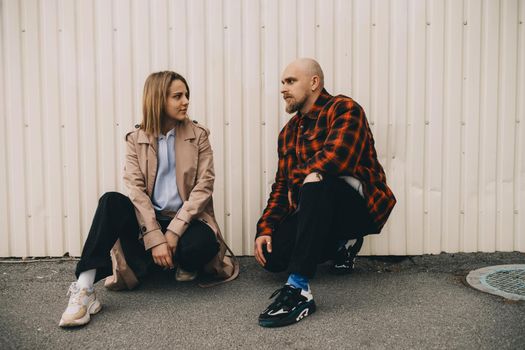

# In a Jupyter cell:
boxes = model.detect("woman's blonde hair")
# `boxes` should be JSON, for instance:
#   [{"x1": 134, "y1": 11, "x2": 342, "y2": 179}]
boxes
[{"x1": 141, "y1": 71, "x2": 190, "y2": 136}]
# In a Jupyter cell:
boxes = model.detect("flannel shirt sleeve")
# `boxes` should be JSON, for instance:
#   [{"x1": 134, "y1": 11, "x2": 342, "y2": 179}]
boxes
[
  {"x1": 256, "y1": 131, "x2": 290, "y2": 238},
  {"x1": 291, "y1": 101, "x2": 368, "y2": 186}
]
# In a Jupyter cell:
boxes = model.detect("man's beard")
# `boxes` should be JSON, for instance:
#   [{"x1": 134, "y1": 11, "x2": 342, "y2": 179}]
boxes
[{"x1": 285, "y1": 97, "x2": 305, "y2": 114}]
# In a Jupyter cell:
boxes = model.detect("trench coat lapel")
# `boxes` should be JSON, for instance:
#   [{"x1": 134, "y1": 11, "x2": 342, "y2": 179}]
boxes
[
  {"x1": 175, "y1": 119, "x2": 197, "y2": 201},
  {"x1": 137, "y1": 130, "x2": 158, "y2": 196}
]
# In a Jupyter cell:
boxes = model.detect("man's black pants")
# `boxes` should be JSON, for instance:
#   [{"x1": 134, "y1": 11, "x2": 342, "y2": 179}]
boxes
[
  {"x1": 75, "y1": 192, "x2": 219, "y2": 283},
  {"x1": 262, "y1": 176, "x2": 377, "y2": 278}
]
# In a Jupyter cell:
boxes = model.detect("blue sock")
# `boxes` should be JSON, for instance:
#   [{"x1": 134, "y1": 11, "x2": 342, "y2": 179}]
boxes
[{"x1": 287, "y1": 273, "x2": 309, "y2": 291}]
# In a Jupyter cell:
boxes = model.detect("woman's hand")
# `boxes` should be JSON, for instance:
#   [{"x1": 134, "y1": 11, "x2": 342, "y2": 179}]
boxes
[
  {"x1": 254, "y1": 235, "x2": 272, "y2": 267},
  {"x1": 165, "y1": 230, "x2": 180, "y2": 255},
  {"x1": 151, "y1": 242, "x2": 174, "y2": 269}
]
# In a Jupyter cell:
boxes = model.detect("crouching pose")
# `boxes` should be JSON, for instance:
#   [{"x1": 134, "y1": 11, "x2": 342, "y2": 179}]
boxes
[
  {"x1": 60, "y1": 71, "x2": 238, "y2": 327},
  {"x1": 254, "y1": 58, "x2": 396, "y2": 327}
]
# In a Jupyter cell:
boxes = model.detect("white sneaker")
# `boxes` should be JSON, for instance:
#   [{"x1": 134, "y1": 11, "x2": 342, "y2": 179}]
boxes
[
  {"x1": 175, "y1": 267, "x2": 198, "y2": 282},
  {"x1": 59, "y1": 282, "x2": 101, "y2": 327}
]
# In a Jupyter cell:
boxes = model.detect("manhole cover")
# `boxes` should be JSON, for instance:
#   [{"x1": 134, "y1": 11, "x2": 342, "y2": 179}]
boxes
[{"x1": 466, "y1": 265, "x2": 525, "y2": 301}]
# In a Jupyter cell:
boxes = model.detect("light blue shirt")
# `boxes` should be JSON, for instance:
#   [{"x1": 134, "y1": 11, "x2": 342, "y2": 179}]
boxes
[{"x1": 152, "y1": 128, "x2": 183, "y2": 213}]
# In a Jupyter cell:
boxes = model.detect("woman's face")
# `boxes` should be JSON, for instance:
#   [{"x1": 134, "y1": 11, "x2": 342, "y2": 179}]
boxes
[{"x1": 164, "y1": 79, "x2": 189, "y2": 122}]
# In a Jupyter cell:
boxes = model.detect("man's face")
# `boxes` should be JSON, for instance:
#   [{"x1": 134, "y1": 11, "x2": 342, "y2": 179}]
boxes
[{"x1": 280, "y1": 64, "x2": 312, "y2": 114}]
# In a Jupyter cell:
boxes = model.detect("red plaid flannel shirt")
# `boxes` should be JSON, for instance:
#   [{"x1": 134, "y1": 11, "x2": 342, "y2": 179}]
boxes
[{"x1": 256, "y1": 89, "x2": 396, "y2": 237}]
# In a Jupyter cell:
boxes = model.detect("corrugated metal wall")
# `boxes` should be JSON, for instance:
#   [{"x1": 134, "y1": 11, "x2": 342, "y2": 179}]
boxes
[{"x1": 1, "y1": 0, "x2": 524, "y2": 257}]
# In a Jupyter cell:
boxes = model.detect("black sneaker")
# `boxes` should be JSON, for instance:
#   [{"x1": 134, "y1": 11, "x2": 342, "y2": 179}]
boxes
[
  {"x1": 258, "y1": 284, "x2": 316, "y2": 327},
  {"x1": 331, "y1": 237, "x2": 363, "y2": 274}
]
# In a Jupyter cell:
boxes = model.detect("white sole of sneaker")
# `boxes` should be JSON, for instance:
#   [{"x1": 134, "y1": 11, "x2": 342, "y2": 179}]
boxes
[
  {"x1": 59, "y1": 299, "x2": 102, "y2": 328},
  {"x1": 175, "y1": 275, "x2": 197, "y2": 282},
  {"x1": 175, "y1": 270, "x2": 197, "y2": 282},
  {"x1": 259, "y1": 301, "x2": 317, "y2": 328}
]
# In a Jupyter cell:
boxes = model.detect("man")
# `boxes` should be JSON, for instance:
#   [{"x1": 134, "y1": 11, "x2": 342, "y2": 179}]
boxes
[{"x1": 255, "y1": 58, "x2": 396, "y2": 327}]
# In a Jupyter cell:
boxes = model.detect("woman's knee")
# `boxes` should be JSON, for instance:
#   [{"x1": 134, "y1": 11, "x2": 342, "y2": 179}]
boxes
[
  {"x1": 177, "y1": 236, "x2": 219, "y2": 270},
  {"x1": 180, "y1": 240, "x2": 218, "y2": 257},
  {"x1": 98, "y1": 192, "x2": 134, "y2": 212},
  {"x1": 99, "y1": 191, "x2": 128, "y2": 204}
]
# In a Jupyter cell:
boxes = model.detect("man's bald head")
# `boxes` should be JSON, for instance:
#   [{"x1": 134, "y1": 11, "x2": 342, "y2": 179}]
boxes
[
  {"x1": 287, "y1": 58, "x2": 325, "y2": 89},
  {"x1": 280, "y1": 58, "x2": 325, "y2": 114}
]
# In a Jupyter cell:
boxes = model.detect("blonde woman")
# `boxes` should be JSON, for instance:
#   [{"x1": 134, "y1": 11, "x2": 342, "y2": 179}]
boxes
[{"x1": 59, "y1": 71, "x2": 237, "y2": 328}]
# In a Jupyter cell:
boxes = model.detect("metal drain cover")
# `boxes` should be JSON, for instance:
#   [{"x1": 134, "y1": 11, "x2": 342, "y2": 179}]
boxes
[{"x1": 466, "y1": 265, "x2": 525, "y2": 301}]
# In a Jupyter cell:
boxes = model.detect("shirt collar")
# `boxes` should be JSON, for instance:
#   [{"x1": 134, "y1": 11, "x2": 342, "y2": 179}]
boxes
[
  {"x1": 159, "y1": 128, "x2": 175, "y2": 140},
  {"x1": 299, "y1": 88, "x2": 333, "y2": 120}
]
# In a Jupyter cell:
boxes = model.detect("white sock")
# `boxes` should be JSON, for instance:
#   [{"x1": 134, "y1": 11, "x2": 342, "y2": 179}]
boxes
[
  {"x1": 77, "y1": 269, "x2": 96, "y2": 289},
  {"x1": 345, "y1": 239, "x2": 357, "y2": 250}
]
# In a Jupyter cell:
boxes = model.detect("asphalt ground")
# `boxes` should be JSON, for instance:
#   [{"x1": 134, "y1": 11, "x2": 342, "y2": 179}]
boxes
[{"x1": 1, "y1": 252, "x2": 524, "y2": 349}]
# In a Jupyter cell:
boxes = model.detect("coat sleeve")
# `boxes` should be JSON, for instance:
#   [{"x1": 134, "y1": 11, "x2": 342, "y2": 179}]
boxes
[
  {"x1": 123, "y1": 133, "x2": 166, "y2": 250},
  {"x1": 167, "y1": 129, "x2": 214, "y2": 237}
]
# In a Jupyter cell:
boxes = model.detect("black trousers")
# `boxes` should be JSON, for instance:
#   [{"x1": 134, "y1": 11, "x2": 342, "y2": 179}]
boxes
[
  {"x1": 75, "y1": 192, "x2": 219, "y2": 283},
  {"x1": 262, "y1": 176, "x2": 377, "y2": 279}
]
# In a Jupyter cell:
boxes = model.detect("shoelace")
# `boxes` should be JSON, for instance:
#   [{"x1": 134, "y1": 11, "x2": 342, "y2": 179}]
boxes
[
  {"x1": 268, "y1": 286, "x2": 300, "y2": 310},
  {"x1": 66, "y1": 284, "x2": 82, "y2": 306}
]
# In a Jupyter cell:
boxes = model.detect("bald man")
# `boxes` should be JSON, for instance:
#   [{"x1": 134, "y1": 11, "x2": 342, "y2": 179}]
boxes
[{"x1": 255, "y1": 58, "x2": 396, "y2": 327}]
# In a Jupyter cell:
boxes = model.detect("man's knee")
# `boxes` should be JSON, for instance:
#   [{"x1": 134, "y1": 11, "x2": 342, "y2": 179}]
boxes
[
  {"x1": 300, "y1": 173, "x2": 327, "y2": 200},
  {"x1": 303, "y1": 172, "x2": 323, "y2": 184}
]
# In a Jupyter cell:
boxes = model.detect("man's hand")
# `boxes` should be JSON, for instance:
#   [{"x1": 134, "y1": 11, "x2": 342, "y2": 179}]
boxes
[
  {"x1": 151, "y1": 242, "x2": 174, "y2": 269},
  {"x1": 165, "y1": 230, "x2": 179, "y2": 255},
  {"x1": 254, "y1": 236, "x2": 272, "y2": 267}
]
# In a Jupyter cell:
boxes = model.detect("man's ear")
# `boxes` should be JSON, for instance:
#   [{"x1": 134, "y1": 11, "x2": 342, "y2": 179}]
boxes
[{"x1": 311, "y1": 75, "x2": 320, "y2": 91}]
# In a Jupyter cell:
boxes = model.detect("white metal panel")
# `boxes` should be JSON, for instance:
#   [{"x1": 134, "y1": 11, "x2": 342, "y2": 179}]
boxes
[
  {"x1": 479, "y1": 0, "x2": 499, "y2": 252},
  {"x1": 1, "y1": 0, "x2": 524, "y2": 257},
  {"x1": 76, "y1": 0, "x2": 99, "y2": 249},
  {"x1": 462, "y1": 0, "x2": 482, "y2": 252},
  {"x1": 406, "y1": 0, "x2": 427, "y2": 255},
  {"x1": 186, "y1": 0, "x2": 206, "y2": 123},
  {"x1": 113, "y1": 0, "x2": 134, "y2": 197},
  {"x1": 169, "y1": 0, "x2": 188, "y2": 74},
  {"x1": 21, "y1": 0, "x2": 46, "y2": 256},
  {"x1": 426, "y1": 0, "x2": 445, "y2": 255},
  {"x1": 261, "y1": 0, "x2": 280, "y2": 231},
  {"x1": 223, "y1": 0, "x2": 243, "y2": 253},
  {"x1": 442, "y1": 0, "x2": 463, "y2": 253},
  {"x1": 150, "y1": 0, "x2": 169, "y2": 71},
  {"x1": 40, "y1": 0, "x2": 63, "y2": 256},
  {"x1": 517, "y1": 0, "x2": 525, "y2": 252},
  {"x1": 388, "y1": 0, "x2": 409, "y2": 255},
  {"x1": 59, "y1": 0, "x2": 82, "y2": 256},
  {"x1": 3, "y1": 0, "x2": 28, "y2": 256},
  {"x1": 94, "y1": 0, "x2": 117, "y2": 197},
  {"x1": 316, "y1": 0, "x2": 335, "y2": 90},
  {"x1": 497, "y1": 0, "x2": 519, "y2": 251},
  {"x1": 0, "y1": 0, "x2": 11, "y2": 256},
  {"x1": 333, "y1": 0, "x2": 351, "y2": 93},
  {"x1": 242, "y1": 0, "x2": 263, "y2": 254},
  {"x1": 297, "y1": 0, "x2": 315, "y2": 58},
  {"x1": 205, "y1": 0, "x2": 226, "y2": 245},
  {"x1": 352, "y1": 0, "x2": 373, "y2": 254}
]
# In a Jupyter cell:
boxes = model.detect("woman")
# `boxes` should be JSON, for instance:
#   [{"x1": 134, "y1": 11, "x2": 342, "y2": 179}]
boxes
[{"x1": 59, "y1": 71, "x2": 238, "y2": 328}]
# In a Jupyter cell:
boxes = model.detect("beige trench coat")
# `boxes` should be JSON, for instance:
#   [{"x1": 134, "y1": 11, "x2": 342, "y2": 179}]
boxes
[{"x1": 104, "y1": 118, "x2": 238, "y2": 290}]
